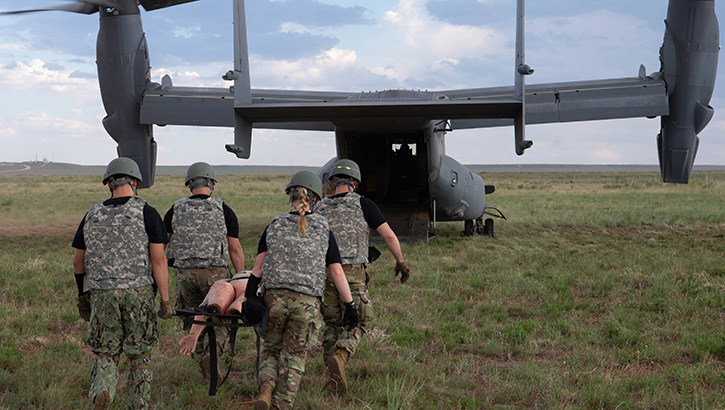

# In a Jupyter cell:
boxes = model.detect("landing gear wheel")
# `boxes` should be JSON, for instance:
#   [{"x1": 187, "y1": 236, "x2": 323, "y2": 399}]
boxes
[
  {"x1": 482, "y1": 218, "x2": 495, "y2": 238},
  {"x1": 464, "y1": 220, "x2": 474, "y2": 237}
]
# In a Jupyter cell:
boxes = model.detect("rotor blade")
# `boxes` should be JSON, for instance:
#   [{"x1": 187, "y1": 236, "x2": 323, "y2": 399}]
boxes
[
  {"x1": 0, "y1": 2, "x2": 100, "y2": 15},
  {"x1": 139, "y1": 0, "x2": 199, "y2": 12}
]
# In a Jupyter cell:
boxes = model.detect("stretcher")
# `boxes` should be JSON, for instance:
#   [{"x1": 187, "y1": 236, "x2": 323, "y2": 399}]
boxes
[
  {"x1": 168, "y1": 272, "x2": 259, "y2": 395},
  {"x1": 171, "y1": 307, "x2": 266, "y2": 396}
]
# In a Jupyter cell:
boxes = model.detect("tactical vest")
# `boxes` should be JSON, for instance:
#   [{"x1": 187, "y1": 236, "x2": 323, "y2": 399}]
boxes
[
  {"x1": 167, "y1": 196, "x2": 229, "y2": 268},
  {"x1": 316, "y1": 192, "x2": 369, "y2": 265},
  {"x1": 83, "y1": 197, "x2": 153, "y2": 290},
  {"x1": 262, "y1": 212, "x2": 329, "y2": 297}
]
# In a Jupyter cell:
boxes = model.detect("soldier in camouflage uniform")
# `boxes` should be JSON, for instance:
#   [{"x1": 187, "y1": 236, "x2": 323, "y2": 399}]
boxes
[
  {"x1": 243, "y1": 171, "x2": 359, "y2": 410},
  {"x1": 315, "y1": 159, "x2": 411, "y2": 395},
  {"x1": 163, "y1": 162, "x2": 245, "y2": 381},
  {"x1": 71, "y1": 157, "x2": 172, "y2": 410}
]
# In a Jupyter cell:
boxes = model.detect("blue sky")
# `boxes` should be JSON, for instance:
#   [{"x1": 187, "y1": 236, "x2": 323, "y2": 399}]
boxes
[{"x1": 0, "y1": 0, "x2": 723, "y2": 167}]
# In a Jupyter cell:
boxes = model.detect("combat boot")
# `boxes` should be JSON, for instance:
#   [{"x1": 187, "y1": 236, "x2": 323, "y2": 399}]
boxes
[
  {"x1": 254, "y1": 384, "x2": 274, "y2": 410},
  {"x1": 326, "y1": 349, "x2": 350, "y2": 394},
  {"x1": 93, "y1": 389, "x2": 110, "y2": 410}
]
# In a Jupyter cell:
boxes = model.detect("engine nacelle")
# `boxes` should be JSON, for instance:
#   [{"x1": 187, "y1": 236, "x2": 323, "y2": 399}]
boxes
[
  {"x1": 658, "y1": 0, "x2": 719, "y2": 183},
  {"x1": 98, "y1": 4, "x2": 157, "y2": 187}
]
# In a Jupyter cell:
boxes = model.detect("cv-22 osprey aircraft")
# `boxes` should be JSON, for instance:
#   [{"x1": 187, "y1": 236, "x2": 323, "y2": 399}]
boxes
[{"x1": 3, "y1": 0, "x2": 720, "y2": 240}]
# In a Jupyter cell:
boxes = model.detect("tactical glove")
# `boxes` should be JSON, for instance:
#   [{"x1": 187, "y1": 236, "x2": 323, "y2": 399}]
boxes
[
  {"x1": 159, "y1": 299, "x2": 173, "y2": 320},
  {"x1": 394, "y1": 261, "x2": 410, "y2": 284},
  {"x1": 77, "y1": 294, "x2": 91, "y2": 322},
  {"x1": 341, "y1": 301, "x2": 359, "y2": 331},
  {"x1": 245, "y1": 274, "x2": 262, "y2": 299},
  {"x1": 241, "y1": 295, "x2": 266, "y2": 325}
]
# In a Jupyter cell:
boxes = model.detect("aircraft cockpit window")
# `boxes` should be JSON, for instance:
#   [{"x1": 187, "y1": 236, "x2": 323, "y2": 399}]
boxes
[{"x1": 451, "y1": 171, "x2": 458, "y2": 187}]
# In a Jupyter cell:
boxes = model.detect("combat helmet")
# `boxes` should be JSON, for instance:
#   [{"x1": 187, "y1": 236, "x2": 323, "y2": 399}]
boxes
[
  {"x1": 185, "y1": 162, "x2": 217, "y2": 185},
  {"x1": 329, "y1": 159, "x2": 361, "y2": 182},
  {"x1": 102, "y1": 157, "x2": 143, "y2": 185},
  {"x1": 286, "y1": 170, "x2": 323, "y2": 200}
]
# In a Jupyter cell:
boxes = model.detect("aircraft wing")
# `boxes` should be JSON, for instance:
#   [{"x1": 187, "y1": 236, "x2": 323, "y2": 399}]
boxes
[
  {"x1": 140, "y1": 86, "x2": 350, "y2": 131},
  {"x1": 141, "y1": 74, "x2": 667, "y2": 130},
  {"x1": 140, "y1": 85, "x2": 523, "y2": 129},
  {"x1": 448, "y1": 75, "x2": 669, "y2": 129}
]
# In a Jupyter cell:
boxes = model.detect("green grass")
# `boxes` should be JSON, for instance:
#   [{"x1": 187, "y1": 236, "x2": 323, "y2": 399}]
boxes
[{"x1": 1, "y1": 171, "x2": 725, "y2": 409}]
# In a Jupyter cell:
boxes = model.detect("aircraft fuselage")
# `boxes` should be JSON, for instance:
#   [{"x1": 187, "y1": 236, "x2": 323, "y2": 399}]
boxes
[{"x1": 314, "y1": 116, "x2": 488, "y2": 238}]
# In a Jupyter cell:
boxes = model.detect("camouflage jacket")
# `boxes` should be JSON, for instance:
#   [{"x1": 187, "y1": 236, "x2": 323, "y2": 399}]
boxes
[
  {"x1": 83, "y1": 197, "x2": 153, "y2": 290},
  {"x1": 316, "y1": 192, "x2": 369, "y2": 265},
  {"x1": 167, "y1": 196, "x2": 229, "y2": 268},
  {"x1": 262, "y1": 212, "x2": 329, "y2": 297}
]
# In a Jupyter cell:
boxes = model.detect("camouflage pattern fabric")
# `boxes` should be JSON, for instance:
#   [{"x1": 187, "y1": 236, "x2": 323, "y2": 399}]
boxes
[
  {"x1": 321, "y1": 265, "x2": 372, "y2": 360},
  {"x1": 167, "y1": 196, "x2": 229, "y2": 268},
  {"x1": 175, "y1": 266, "x2": 232, "y2": 358},
  {"x1": 175, "y1": 266, "x2": 233, "y2": 310},
  {"x1": 83, "y1": 197, "x2": 153, "y2": 290},
  {"x1": 262, "y1": 212, "x2": 329, "y2": 297},
  {"x1": 259, "y1": 289, "x2": 322, "y2": 410},
  {"x1": 87, "y1": 286, "x2": 158, "y2": 409},
  {"x1": 316, "y1": 192, "x2": 369, "y2": 266}
]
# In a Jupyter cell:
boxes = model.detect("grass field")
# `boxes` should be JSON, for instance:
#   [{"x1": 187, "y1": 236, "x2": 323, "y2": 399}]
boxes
[{"x1": 1, "y1": 171, "x2": 724, "y2": 409}]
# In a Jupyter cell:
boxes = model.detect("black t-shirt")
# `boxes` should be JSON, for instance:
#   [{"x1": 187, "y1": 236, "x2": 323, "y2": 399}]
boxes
[
  {"x1": 163, "y1": 194, "x2": 240, "y2": 238},
  {"x1": 71, "y1": 197, "x2": 168, "y2": 250},
  {"x1": 257, "y1": 212, "x2": 342, "y2": 265},
  {"x1": 327, "y1": 192, "x2": 387, "y2": 230}
]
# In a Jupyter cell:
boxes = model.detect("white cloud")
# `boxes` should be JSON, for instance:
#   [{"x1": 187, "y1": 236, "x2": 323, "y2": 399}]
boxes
[
  {"x1": 251, "y1": 47, "x2": 360, "y2": 88},
  {"x1": 0, "y1": 125, "x2": 19, "y2": 139},
  {"x1": 375, "y1": 0, "x2": 509, "y2": 85},
  {"x1": 279, "y1": 22, "x2": 312, "y2": 34},
  {"x1": 173, "y1": 25, "x2": 201, "y2": 39},
  {"x1": 0, "y1": 58, "x2": 99, "y2": 107},
  {"x1": 527, "y1": 10, "x2": 661, "y2": 81},
  {"x1": 4, "y1": 111, "x2": 97, "y2": 139}
]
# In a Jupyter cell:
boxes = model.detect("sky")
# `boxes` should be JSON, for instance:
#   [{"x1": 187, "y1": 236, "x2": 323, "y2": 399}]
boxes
[{"x1": 0, "y1": 0, "x2": 724, "y2": 167}]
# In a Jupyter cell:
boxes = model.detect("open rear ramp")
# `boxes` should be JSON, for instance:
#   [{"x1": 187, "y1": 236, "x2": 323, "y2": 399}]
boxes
[{"x1": 372, "y1": 204, "x2": 433, "y2": 243}]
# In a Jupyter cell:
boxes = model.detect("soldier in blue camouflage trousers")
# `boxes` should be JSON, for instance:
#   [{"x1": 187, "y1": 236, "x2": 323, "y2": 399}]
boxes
[
  {"x1": 72, "y1": 158, "x2": 172, "y2": 410},
  {"x1": 315, "y1": 159, "x2": 411, "y2": 395},
  {"x1": 164, "y1": 162, "x2": 245, "y2": 382},
  {"x1": 243, "y1": 171, "x2": 359, "y2": 410}
]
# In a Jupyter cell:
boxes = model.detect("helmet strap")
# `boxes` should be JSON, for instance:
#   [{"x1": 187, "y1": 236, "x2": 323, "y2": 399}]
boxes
[
  {"x1": 332, "y1": 175, "x2": 356, "y2": 192},
  {"x1": 188, "y1": 178, "x2": 214, "y2": 193},
  {"x1": 108, "y1": 176, "x2": 137, "y2": 195}
]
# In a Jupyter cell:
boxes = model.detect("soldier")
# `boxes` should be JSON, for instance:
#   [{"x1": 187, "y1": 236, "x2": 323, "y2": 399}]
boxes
[
  {"x1": 243, "y1": 171, "x2": 359, "y2": 410},
  {"x1": 315, "y1": 159, "x2": 411, "y2": 394},
  {"x1": 163, "y1": 161, "x2": 245, "y2": 381},
  {"x1": 71, "y1": 157, "x2": 172, "y2": 410}
]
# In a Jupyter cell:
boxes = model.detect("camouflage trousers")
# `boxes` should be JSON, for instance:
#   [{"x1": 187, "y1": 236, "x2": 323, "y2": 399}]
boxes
[
  {"x1": 321, "y1": 265, "x2": 373, "y2": 361},
  {"x1": 175, "y1": 266, "x2": 231, "y2": 362},
  {"x1": 259, "y1": 289, "x2": 322, "y2": 410},
  {"x1": 87, "y1": 286, "x2": 158, "y2": 410}
]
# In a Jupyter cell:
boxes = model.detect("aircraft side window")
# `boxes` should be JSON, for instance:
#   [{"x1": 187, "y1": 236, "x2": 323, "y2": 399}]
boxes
[{"x1": 451, "y1": 171, "x2": 458, "y2": 187}]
